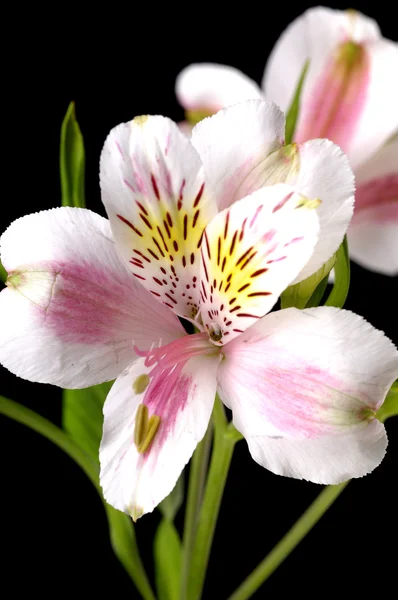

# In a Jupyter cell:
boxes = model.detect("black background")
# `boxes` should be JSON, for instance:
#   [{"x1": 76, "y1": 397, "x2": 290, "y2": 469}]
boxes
[{"x1": 1, "y1": 2, "x2": 397, "y2": 598}]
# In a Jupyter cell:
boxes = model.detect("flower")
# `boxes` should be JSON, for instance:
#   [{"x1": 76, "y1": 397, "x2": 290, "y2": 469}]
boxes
[
  {"x1": 1, "y1": 101, "x2": 397, "y2": 521},
  {"x1": 176, "y1": 7, "x2": 398, "y2": 275}
]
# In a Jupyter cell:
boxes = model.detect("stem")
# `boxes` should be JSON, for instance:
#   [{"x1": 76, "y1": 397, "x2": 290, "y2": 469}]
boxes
[
  {"x1": 0, "y1": 395, "x2": 156, "y2": 600},
  {"x1": 188, "y1": 398, "x2": 236, "y2": 600},
  {"x1": 180, "y1": 420, "x2": 214, "y2": 600},
  {"x1": 227, "y1": 481, "x2": 349, "y2": 600}
]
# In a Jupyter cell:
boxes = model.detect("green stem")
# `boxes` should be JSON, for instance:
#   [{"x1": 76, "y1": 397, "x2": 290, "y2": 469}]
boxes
[
  {"x1": 227, "y1": 481, "x2": 349, "y2": 600},
  {"x1": 188, "y1": 399, "x2": 236, "y2": 600},
  {"x1": 180, "y1": 420, "x2": 214, "y2": 600},
  {"x1": 0, "y1": 395, "x2": 156, "y2": 600}
]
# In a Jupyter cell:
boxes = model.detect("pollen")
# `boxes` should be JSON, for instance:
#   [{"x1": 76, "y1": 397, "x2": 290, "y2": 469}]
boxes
[
  {"x1": 133, "y1": 373, "x2": 150, "y2": 394},
  {"x1": 208, "y1": 322, "x2": 223, "y2": 342},
  {"x1": 296, "y1": 196, "x2": 322, "y2": 210},
  {"x1": 134, "y1": 404, "x2": 161, "y2": 454}
]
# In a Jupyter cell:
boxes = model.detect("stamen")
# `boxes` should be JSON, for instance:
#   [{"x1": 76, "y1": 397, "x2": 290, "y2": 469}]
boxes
[
  {"x1": 134, "y1": 403, "x2": 162, "y2": 454},
  {"x1": 137, "y1": 415, "x2": 161, "y2": 454},
  {"x1": 295, "y1": 197, "x2": 322, "y2": 210},
  {"x1": 134, "y1": 404, "x2": 148, "y2": 447}
]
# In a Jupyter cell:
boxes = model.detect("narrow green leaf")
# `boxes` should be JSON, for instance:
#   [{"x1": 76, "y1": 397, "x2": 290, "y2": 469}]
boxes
[
  {"x1": 325, "y1": 236, "x2": 350, "y2": 308},
  {"x1": 285, "y1": 60, "x2": 309, "y2": 145},
  {"x1": 0, "y1": 260, "x2": 7, "y2": 284},
  {"x1": 281, "y1": 253, "x2": 336, "y2": 309},
  {"x1": 62, "y1": 381, "x2": 112, "y2": 465},
  {"x1": 0, "y1": 394, "x2": 101, "y2": 489},
  {"x1": 154, "y1": 520, "x2": 182, "y2": 600},
  {"x1": 377, "y1": 381, "x2": 398, "y2": 423},
  {"x1": 159, "y1": 471, "x2": 185, "y2": 522},
  {"x1": 60, "y1": 101, "x2": 85, "y2": 208},
  {"x1": 1, "y1": 394, "x2": 155, "y2": 600}
]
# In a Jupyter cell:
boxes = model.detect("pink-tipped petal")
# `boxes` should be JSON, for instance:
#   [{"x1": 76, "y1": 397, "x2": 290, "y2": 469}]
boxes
[
  {"x1": 191, "y1": 100, "x2": 285, "y2": 211},
  {"x1": 200, "y1": 185, "x2": 319, "y2": 345},
  {"x1": 0, "y1": 208, "x2": 183, "y2": 388},
  {"x1": 263, "y1": 7, "x2": 398, "y2": 168},
  {"x1": 176, "y1": 63, "x2": 262, "y2": 113},
  {"x1": 348, "y1": 137, "x2": 398, "y2": 275},
  {"x1": 292, "y1": 139, "x2": 355, "y2": 282},
  {"x1": 100, "y1": 116, "x2": 217, "y2": 321},
  {"x1": 100, "y1": 335, "x2": 219, "y2": 519},
  {"x1": 218, "y1": 307, "x2": 398, "y2": 483}
]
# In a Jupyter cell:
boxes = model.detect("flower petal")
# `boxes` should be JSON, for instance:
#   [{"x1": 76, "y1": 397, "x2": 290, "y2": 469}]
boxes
[
  {"x1": 191, "y1": 100, "x2": 285, "y2": 211},
  {"x1": 348, "y1": 205, "x2": 398, "y2": 276},
  {"x1": 218, "y1": 307, "x2": 398, "y2": 483},
  {"x1": 100, "y1": 116, "x2": 217, "y2": 321},
  {"x1": 244, "y1": 421, "x2": 387, "y2": 485},
  {"x1": 263, "y1": 7, "x2": 398, "y2": 168},
  {"x1": 348, "y1": 137, "x2": 398, "y2": 275},
  {"x1": 0, "y1": 208, "x2": 184, "y2": 388},
  {"x1": 291, "y1": 139, "x2": 355, "y2": 282},
  {"x1": 100, "y1": 340, "x2": 219, "y2": 519},
  {"x1": 200, "y1": 185, "x2": 319, "y2": 345},
  {"x1": 176, "y1": 63, "x2": 262, "y2": 113}
]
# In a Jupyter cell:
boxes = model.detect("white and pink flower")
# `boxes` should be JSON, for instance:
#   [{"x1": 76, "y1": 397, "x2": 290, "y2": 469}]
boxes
[
  {"x1": 176, "y1": 7, "x2": 398, "y2": 275},
  {"x1": 1, "y1": 100, "x2": 397, "y2": 520}
]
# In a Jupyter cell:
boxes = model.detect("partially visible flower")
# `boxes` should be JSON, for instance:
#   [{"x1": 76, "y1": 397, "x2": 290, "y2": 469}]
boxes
[
  {"x1": 1, "y1": 103, "x2": 397, "y2": 521},
  {"x1": 176, "y1": 7, "x2": 398, "y2": 275}
]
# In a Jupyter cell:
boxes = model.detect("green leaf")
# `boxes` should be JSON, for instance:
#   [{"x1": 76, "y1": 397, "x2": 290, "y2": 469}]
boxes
[
  {"x1": 154, "y1": 520, "x2": 182, "y2": 600},
  {"x1": 285, "y1": 60, "x2": 309, "y2": 145},
  {"x1": 60, "y1": 101, "x2": 85, "y2": 208},
  {"x1": 281, "y1": 253, "x2": 336, "y2": 309},
  {"x1": 377, "y1": 381, "x2": 398, "y2": 423},
  {"x1": 159, "y1": 471, "x2": 184, "y2": 522},
  {"x1": 325, "y1": 236, "x2": 350, "y2": 308},
  {"x1": 0, "y1": 260, "x2": 7, "y2": 284},
  {"x1": 62, "y1": 381, "x2": 112, "y2": 466}
]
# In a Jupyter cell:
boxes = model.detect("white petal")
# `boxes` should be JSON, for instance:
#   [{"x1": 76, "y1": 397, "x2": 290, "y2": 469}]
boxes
[
  {"x1": 218, "y1": 307, "x2": 398, "y2": 483},
  {"x1": 0, "y1": 208, "x2": 183, "y2": 388},
  {"x1": 100, "y1": 116, "x2": 217, "y2": 321},
  {"x1": 245, "y1": 420, "x2": 387, "y2": 485},
  {"x1": 355, "y1": 136, "x2": 398, "y2": 186},
  {"x1": 348, "y1": 206, "x2": 398, "y2": 276},
  {"x1": 200, "y1": 185, "x2": 319, "y2": 345},
  {"x1": 191, "y1": 100, "x2": 285, "y2": 211},
  {"x1": 100, "y1": 345, "x2": 219, "y2": 519},
  {"x1": 348, "y1": 137, "x2": 398, "y2": 275},
  {"x1": 292, "y1": 139, "x2": 355, "y2": 282},
  {"x1": 263, "y1": 7, "x2": 398, "y2": 168},
  {"x1": 176, "y1": 63, "x2": 262, "y2": 112}
]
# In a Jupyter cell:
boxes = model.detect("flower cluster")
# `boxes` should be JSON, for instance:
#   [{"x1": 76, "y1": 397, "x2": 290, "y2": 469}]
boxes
[{"x1": 0, "y1": 7, "x2": 397, "y2": 523}]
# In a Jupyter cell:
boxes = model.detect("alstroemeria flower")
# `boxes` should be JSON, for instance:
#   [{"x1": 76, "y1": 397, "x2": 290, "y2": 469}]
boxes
[
  {"x1": 1, "y1": 102, "x2": 397, "y2": 521},
  {"x1": 176, "y1": 7, "x2": 398, "y2": 275}
]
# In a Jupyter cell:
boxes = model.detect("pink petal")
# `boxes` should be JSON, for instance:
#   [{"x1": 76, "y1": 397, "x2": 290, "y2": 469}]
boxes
[
  {"x1": 0, "y1": 208, "x2": 184, "y2": 388},
  {"x1": 263, "y1": 7, "x2": 398, "y2": 168},
  {"x1": 218, "y1": 307, "x2": 398, "y2": 483},
  {"x1": 348, "y1": 137, "x2": 398, "y2": 275},
  {"x1": 100, "y1": 334, "x2": 219, "y2": 519}
]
